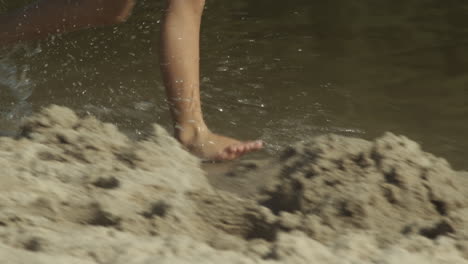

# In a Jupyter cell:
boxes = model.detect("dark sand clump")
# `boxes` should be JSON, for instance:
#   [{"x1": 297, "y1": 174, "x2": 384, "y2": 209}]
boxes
[{"x1": 0, "y1": 105, "x2": 467, "y2": 263}]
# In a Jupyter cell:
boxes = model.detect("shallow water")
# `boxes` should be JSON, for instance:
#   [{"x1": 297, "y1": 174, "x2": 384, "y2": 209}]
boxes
[{"x1": 1, "y1": 0, "x2": 468, "y2": 168}]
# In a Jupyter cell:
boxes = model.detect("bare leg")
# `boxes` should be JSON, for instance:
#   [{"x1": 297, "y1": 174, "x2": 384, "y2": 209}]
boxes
[
  {"x1": 0, "y1": 0, "x2": 135, "y2": 46},
  {"x1": 0, "y1": 0, "x2": 262, "y2": 161},
  {"x1": 160, "y1": 0, "x2": 262, "y2": 161}
]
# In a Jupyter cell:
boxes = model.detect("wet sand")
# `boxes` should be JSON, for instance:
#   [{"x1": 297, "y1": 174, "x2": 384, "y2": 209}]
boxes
[{"x1": 1, "y1": 105, "x2": 468, "y2": 263}]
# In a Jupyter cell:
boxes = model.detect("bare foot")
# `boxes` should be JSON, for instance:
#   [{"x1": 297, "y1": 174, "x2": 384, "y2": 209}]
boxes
[{"x1": 176, "y1": 125, "x2": 263, "y2": 161}]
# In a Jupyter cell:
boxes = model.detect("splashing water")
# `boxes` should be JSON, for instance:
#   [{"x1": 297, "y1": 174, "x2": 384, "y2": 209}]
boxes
[
  {"x1": 0, "y1": 44, "x2": 41, "y2": 134},
  {"x1": 0, "y1": 61, "x2": 33, "y2": 101},
  {"x1": 0, "y1": 44, "x2": 41, "y2": 101}
]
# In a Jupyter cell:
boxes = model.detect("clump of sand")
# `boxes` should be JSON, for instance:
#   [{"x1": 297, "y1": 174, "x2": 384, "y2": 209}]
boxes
[
  {"x1": 251, "y1": 133, "x2": 468, "y2": 246},
  {"x1": 0, "y1": 105, "x2": 467, "y2": 264}
]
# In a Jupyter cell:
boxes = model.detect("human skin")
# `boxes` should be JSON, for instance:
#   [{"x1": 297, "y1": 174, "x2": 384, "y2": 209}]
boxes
[{"x1": 0, "y1": 0, "x2": 263, "y2": 161}]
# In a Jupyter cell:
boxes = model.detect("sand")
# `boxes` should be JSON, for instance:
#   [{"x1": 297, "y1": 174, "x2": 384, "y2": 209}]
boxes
[{"x1": 0, "y1": 105, "x2": 468, "y2": 263}]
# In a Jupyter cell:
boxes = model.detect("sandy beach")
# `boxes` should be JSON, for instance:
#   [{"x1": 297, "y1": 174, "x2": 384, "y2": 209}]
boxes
[{"x1": 0, "y1": 105, "x2": 467, "y2": 263}]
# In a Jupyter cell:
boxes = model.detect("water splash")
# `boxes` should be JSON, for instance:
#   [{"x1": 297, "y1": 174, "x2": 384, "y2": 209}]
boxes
[
  {"x1": 0, "y1": 44, "x2": 41, "y2": 101},
  {"x1": 0, "y1": 44, "x2": 41, "y2": 135}
]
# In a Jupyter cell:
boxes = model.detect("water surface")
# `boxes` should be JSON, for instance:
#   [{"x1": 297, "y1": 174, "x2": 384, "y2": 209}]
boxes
[{"x1": 2, "y1": 0, "x2": 468, "y2": 168}]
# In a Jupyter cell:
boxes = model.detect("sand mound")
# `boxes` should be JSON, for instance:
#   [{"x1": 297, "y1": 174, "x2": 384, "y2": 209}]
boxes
[
  {"x1": 0, "y1": 106, "x2": 272, "y2": 260},
  {"x1": 0, "y1": 105, "x2": 468, "y2": 263},
  {"x1": 2, "y1": 105, "x2": 212, "y2": 239},
  {"x1": 248, "y1": 134, "x2": 468, "y2": 244}
]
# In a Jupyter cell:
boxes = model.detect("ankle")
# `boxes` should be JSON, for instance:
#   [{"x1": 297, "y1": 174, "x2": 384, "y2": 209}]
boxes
[{"x1": 174, "y1": 121, "x2": 209, "y2": 147}]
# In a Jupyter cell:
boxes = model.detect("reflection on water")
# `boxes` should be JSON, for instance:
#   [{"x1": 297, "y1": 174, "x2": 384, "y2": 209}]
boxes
[{"x1": 1, "y1": 0, "x2": 468, "y2": 168}]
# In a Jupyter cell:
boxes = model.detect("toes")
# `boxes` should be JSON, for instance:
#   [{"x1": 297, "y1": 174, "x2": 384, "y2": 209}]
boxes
[
  {"x1": 232, "y1": 141, "x2": 263, "y2": 152},
  {"x1": 232, "y1": 145, "x2": 241, "y2": 153},
  {"x1": 244, "y1": 140, "x2": 263, "y2": 152},
  {"x1": 227, "y1": 144, "x2": 243, "y2": 154},
  {"x1": 216, "y1": 148, "x2": 242, "y2": 161},
  {"x1": 226, "y1": 145, "x2": 237, "y2": 154},
  {"x1": 251, "y1": 140, "x2": 263, "y2": 149},
  {"x1": 213, "y1": 140, "x2": 264, "y2": 161},
  {"x1": 236, "y1": 145, "x2": 246, "y2": 153}
]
